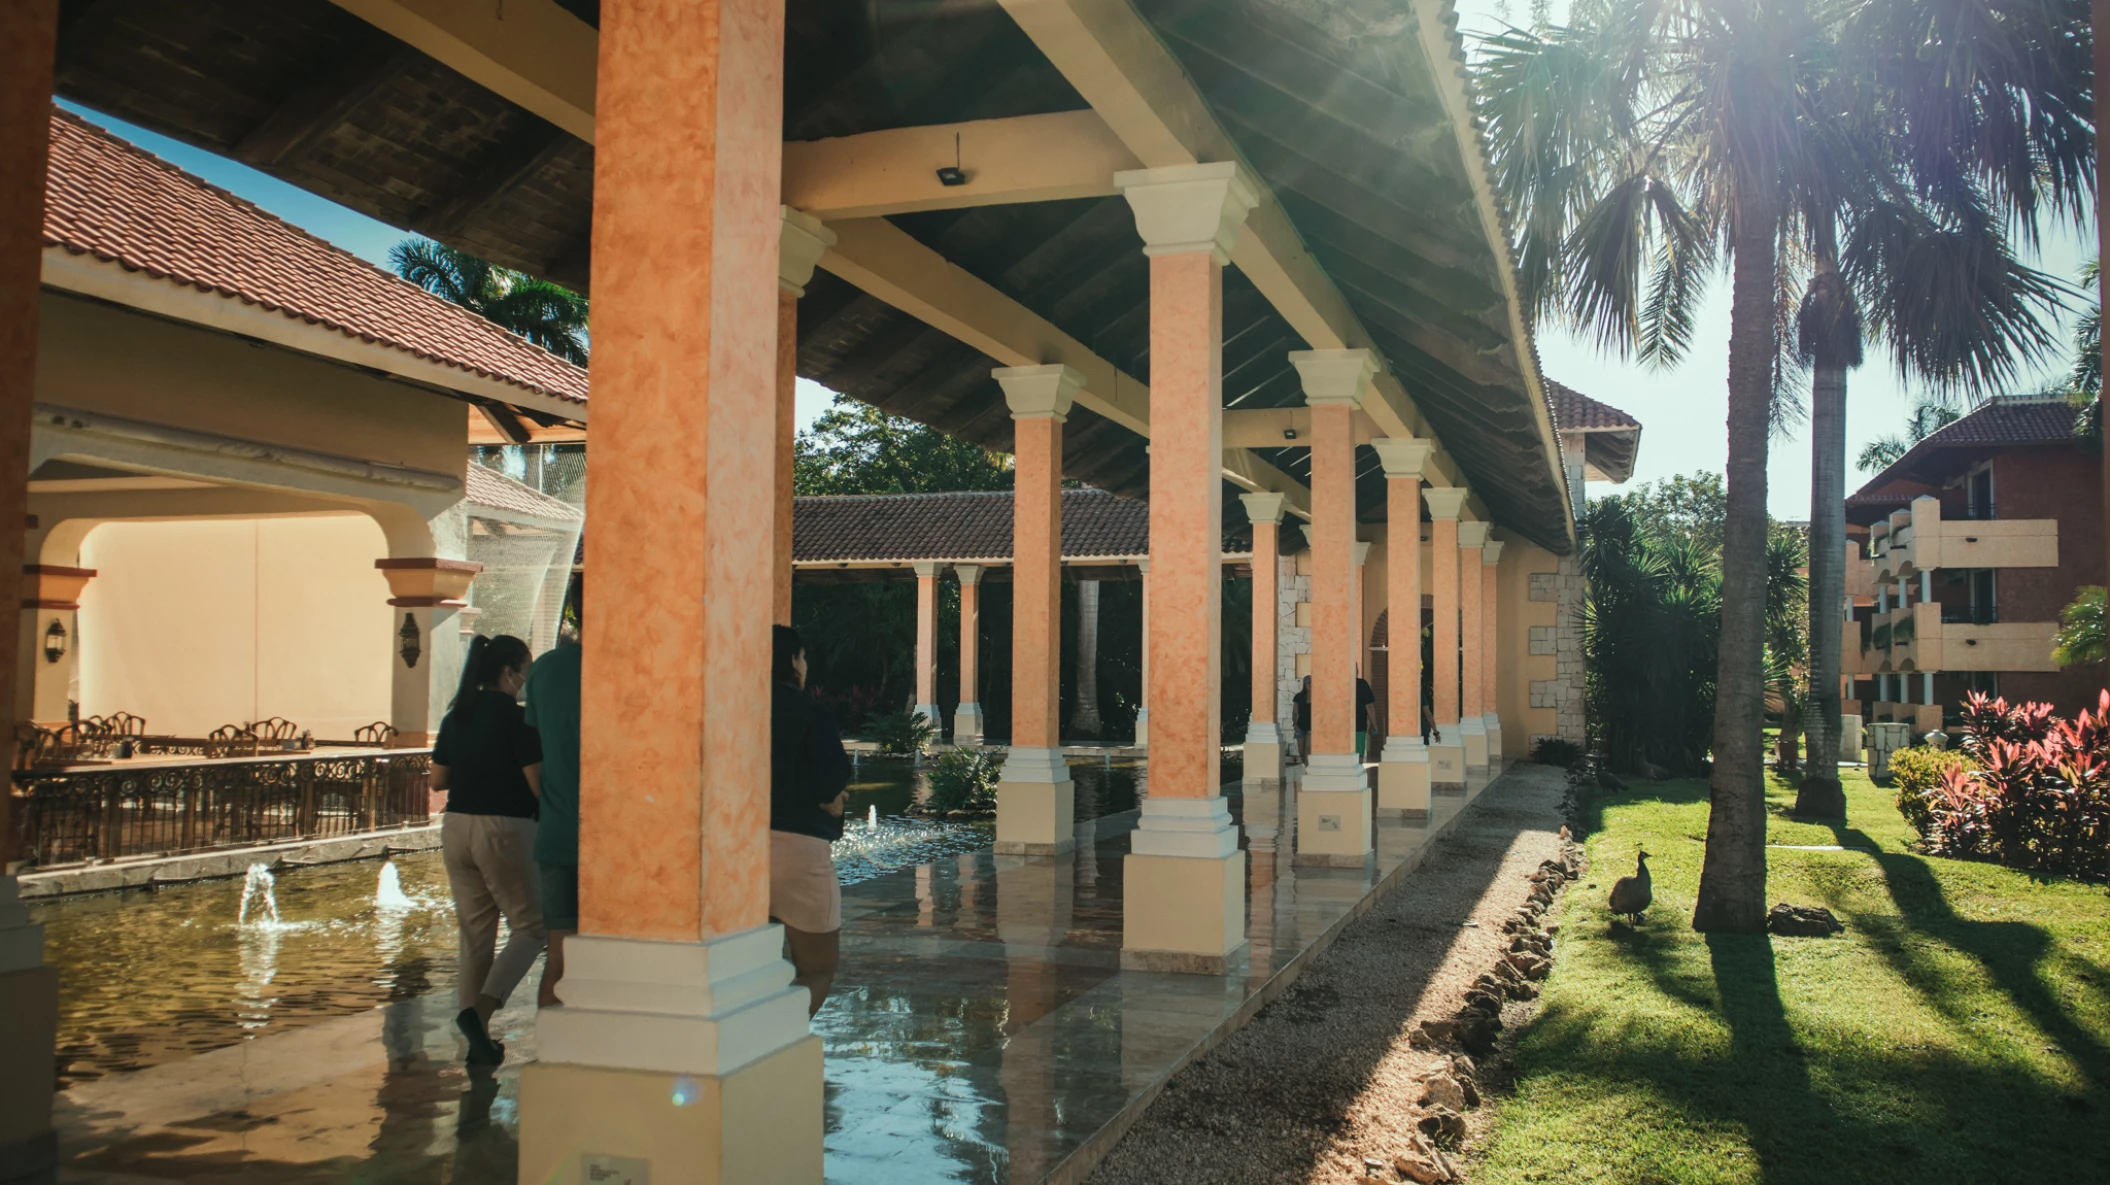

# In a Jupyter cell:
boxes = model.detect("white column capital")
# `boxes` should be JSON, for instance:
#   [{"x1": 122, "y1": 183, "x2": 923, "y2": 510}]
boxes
[
  {"x1": 779, "y1": 206, "x2": 835, "y2": 297},
  {"x1": 1371, "y1": 437, "x2": 1433, "y2": 479},
  {"x1": 994, "y1": 364, "x2": 1083, "y2": 421},
  {"x1": 1423, "y1": 487, "x2": 1469, "y2": 520},
  {"x1": 1136, "y1": 557, "x2": 1150, "y2": 575},
  {"x1": 1295, "y1": 522, "x2": 1316, "y2": 550},
  {"x1": 1482, "y1": 540, "x2": 1505, "y2": 565},
  {"x1": 1458, "y1": 521, "x2": 1491, "y2": 549},
  {"x1": 955, "y1": 563, "x2": 984, "y2": 586},
  {"x1": 1113, "y1": 161, "x2": 1260, "y2": 264},
  {"x1": 1352, "y1": 541, "x2": 1371, "y2": 567},
  {"x1": 1289, "y1": 348, "x2": 1378, "y2": 409},
  {"x1": 1239, "y1": 490, "x2": 1288, "y2": 526},
  {"x1": 912, "y1": 561, "x2": 942, "y2": 579}
]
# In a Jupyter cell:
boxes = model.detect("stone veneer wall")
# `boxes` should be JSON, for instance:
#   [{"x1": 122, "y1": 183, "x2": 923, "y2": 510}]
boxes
[
  {"x1": 1277, "y1": 554, "x2": 1310, "y2": 737},
  {"x1": 1527, "y1": 555, "x2": 1586, "y2": 745}
]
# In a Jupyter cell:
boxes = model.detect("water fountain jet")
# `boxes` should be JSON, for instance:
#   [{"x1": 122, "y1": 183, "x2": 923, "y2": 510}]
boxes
[
  {"x1": 238, "y1": 863, "x2": 280, "y2": 927},
  {"x1": 375, "y1": 860, "x2": 414, "y2": 910}
]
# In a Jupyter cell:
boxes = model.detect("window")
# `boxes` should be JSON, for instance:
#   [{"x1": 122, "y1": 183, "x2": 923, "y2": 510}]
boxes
[
  {"x1": 1966, "y1": 462, "x2": 1995, "y2": 520},
  {"x1": 1970, "y1": 569, "x2": 1997, "y2": 625}
]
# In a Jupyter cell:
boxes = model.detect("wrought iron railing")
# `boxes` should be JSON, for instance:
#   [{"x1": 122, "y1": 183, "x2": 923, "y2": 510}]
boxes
[{"x1": 10, "y1": 750, "x2": 432, "y2": 868}]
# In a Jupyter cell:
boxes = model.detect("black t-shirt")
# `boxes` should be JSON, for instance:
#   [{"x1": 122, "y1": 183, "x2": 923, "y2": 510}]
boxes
[
  {"x1": 1292, "y1": 687, "x2": 1311, "y2": 731},
  {"x1": 1357, "y1": 679, "x2": 1377, "y2": 728},
  {"x1": 433, "y1": 690, "x2": 543, "y2": 819},
  {"x1": 772, "y1": 681, "x2": 852, "y2": 842}
]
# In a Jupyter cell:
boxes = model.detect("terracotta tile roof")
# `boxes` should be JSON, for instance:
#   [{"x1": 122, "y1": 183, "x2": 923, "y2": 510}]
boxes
[
  {"x1": 1913, "y1": 396, "x2": 2076, "y2": 448},
  {"x1": 1545, "y1": 380, "x2": 1640, "y2": 432},
  {"x1": 465, "y1": 463, "x2": 581, "y2": 524},
  {"x1": 41, "y1": 107, "x2": 588, "y2": 408},
  {"x1": 792, "y1": 489, "x2": 1157, "y2": 563}
]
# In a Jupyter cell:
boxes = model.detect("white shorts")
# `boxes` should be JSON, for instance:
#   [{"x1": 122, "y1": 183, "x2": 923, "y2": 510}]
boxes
[{"x1": 769, "y1": 830, "x2": 842, "y2": 933}]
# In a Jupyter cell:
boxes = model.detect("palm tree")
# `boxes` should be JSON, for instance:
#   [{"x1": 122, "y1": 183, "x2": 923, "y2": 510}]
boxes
[
  {"x1": 1476, "y1": 0, "x2": 2085, "y2": 928},
  {"x1": 1855, "y1": 402, "x2": 1961, "y2": 473},
  {"x1": 389, "y1": 239, "x2": 590, "y2": 365},
  {"x1": 1794, "y1": 0, "x2": 2088, "y2": 817}
]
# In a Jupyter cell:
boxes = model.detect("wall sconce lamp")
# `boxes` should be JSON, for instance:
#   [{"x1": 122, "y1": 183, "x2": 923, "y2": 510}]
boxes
[
  {"x1": 42, "y1": 618, "x2": 67, "y2": 665},
  {"x1": 399, "y1": 613, "x2": 422, "y2": 669}
]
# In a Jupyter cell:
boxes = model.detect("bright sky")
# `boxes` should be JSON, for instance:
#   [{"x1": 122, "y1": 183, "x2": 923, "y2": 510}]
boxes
[{"x1": 65, "y1": 6, "x2": 2096, "y2": 523}]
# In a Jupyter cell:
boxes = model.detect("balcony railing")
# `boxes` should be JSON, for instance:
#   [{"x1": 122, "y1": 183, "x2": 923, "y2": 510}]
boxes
[{"x1": 10, "y1": 749, "x2": 432, "y2": 868}]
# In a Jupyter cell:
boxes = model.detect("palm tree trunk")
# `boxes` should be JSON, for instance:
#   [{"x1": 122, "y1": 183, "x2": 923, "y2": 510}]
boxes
[
  {"x1": 1797, "y1": 358, "x2": 1849, "y2": 816},
  {"x1": 1692, "y1": 184, "x2": 1776, "y2": 934}
]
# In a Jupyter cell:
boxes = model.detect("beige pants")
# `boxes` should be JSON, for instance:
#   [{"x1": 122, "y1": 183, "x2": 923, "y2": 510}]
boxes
[{"x1": 442, "y1": 812, "x2": 546, "y2": 1009}]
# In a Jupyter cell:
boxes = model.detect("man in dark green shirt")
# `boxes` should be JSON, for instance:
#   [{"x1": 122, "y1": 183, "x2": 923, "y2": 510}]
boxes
[{"x1": 522, "y1": 581, "x2": 583, "y2": 1007}]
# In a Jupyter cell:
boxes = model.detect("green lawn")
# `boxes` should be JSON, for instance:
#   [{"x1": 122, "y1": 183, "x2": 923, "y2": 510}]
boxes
[{"x1": 1476, "y1": 767, "x2": 2110, "y2": 1184}]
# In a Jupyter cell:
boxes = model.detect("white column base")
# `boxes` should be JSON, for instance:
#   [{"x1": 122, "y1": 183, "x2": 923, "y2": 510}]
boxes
[
  {"x1": 1376, "y1": 738, "x2": 1432, "y2": 817},
  {"x1": 1429, "y1": 725, "x2": 1467, "y2": 791},
  {"x1": 953, "y1": 702, "x2": 985, "y2": 746},
  {"x1": 1243, "y1": 720, "x2": 1283, "y2": 782},
  {"x1": 0, "y1": 874, "x2": 56, "y2": 1180},
  {"x1": 913, "y1": 703, "x2": 942, "y2": 743},
  {"x1": 536, "y1": 926, "x2": 812, "y2": 1078},
  {"x1": 1461, "y1": 715, "x2": 1489, "y2": 773},
  {"x1": 1484, "y1": 713, "x2": 1504, "y2": 770},
  {"x1": 0, "y1": 875, "x2": 44, "y2": 975},
  {"x1": 1122, "y1": 797, "x2": 1246, "y2": 973},
  {"x1": 996, "y1": 747, "x2": 1076, "y2": 855},
  {"x1": 1296, "y1": 752, "x2": 1372, "y2": 867},
  {"x1": 1132, "y1": 707, "x2": 1148, "y2": 748}
]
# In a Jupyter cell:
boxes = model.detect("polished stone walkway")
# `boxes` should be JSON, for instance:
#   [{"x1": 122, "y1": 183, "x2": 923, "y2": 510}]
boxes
[{"x1": 53, "y1": 765, "x2": 1492, "y2": 1184}]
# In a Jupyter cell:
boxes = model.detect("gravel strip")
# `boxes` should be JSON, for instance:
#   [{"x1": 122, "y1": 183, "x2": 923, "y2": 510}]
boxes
[{"x1": 1087, "y1": 765, "x2": 1570, "y2": 1185}]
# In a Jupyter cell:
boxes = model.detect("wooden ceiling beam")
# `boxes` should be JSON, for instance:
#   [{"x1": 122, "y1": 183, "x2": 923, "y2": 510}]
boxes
[
  {"x1": 819, "y1": 217, "x2": 1313, "y2": 519},
  {"x1": 326, "y1": 0, "x2": 598, "y2": 141},
  {"x1": 420, "y1": 120, "x2": 573, "y2": 238},
  {"x1": 994, "y1": 0, "x2": 1517, "y2": 520},
  {"x1": 232, "y1": 36, "x2": 415, "y2": 168},
  {"x1": 783, "y1": 110, "x2": 1140, "y2": 221}
]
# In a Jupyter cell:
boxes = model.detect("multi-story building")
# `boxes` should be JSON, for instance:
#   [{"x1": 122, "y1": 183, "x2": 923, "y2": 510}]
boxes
[{"x1": 1844, "y1": 395, "x2": 2102, "y2": 732}]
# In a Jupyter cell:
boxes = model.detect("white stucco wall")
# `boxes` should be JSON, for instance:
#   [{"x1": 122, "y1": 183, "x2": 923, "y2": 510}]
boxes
[{"x1": 76, "y1": 515, "x2": 394, "y2": 738}]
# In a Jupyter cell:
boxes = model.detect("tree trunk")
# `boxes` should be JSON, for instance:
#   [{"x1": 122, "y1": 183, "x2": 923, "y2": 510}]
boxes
[
  {"x1": 1073, "y1": 579, "x2": 1102, "y2": 738},
  {"x1": 1692, "y1": 183, "x2": 1776, "y2": 934},
  {"x1": 1797, "y1": 356, "x2": 1849, "y2": 816}
]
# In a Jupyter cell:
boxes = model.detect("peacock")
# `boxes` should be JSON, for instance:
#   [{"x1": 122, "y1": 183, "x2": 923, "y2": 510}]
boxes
[{"x1": 1608, "y1": 850, "x2": 1652, "y2": 926}]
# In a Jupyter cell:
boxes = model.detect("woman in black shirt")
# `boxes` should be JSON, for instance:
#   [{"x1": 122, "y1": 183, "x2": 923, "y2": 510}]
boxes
[
  {"x1": 770, "y1": 625, "x2": 851, "y2": 1015},
  {"x1": 432, "y1": 633, "x2": 544, "y2": 1066}
]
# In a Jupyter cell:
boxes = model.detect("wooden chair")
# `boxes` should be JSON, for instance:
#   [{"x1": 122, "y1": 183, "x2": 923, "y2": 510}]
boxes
[
  {"x1": 205, "y1": 724, "x2": 260, "y2": 759},
  {"x1": 353, "y1": 721, "x2": 398, "y2": 747},
  {"x1": 250, "y1": 717, "x2": 301, "y2": 743}
]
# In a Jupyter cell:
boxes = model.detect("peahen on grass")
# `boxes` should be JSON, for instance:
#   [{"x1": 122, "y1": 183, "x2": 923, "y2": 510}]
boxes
[{"x1": 1608, "y1": 850, "x2": 1652, "y2": 926}]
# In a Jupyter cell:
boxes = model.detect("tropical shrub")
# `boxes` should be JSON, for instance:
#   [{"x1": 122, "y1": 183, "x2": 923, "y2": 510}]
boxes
[
  {"x1": 2053, "y1": 586, "x2": 2105, "y2": 668},
  {"x1": 1924, "y1": 692, "x2": 2110, "y2": 880},
  {"x1": 923, "y1": 748, "x2": 1002, "y2": 813},
  {"x1": 869, "y1": 709, "x2": 936, "y2": 756},
  {"x1": 811, "y1": 684, "x2": 889, "y2": 732},
  {"x1": 1889, "y1": 745, "x2": 1973, "y2": 839},
  {"x1": 1529, "y1": 737, "x2": 1584, "y2": 768}
]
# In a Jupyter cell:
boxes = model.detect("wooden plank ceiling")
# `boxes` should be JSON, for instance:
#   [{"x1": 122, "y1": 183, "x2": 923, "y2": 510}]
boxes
[{"x1": 49, "y1": 0, "x2": 1571, "y2": 551}]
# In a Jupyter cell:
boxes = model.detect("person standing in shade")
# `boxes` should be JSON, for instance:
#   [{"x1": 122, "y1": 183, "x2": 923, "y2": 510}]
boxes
[
  {"x1": 771, "y1": 624, "x2": 851, "y2": 1015},
  {"x1": 432, "y1": 633, "x2": 545, "y2": 1067},
  {"x1": 1292, "y1": 674, "x2": 1313, "y2": 762},
  {"x1": 523, "y1": 577, "x2": 582, "y2": 1007},
  {"x1": 1356, "y1": 666, "x2": 1378, "y2": 760}
]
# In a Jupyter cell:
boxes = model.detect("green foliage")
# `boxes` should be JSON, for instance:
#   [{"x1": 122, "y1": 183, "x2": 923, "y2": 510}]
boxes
[
  {"x1": 868, "y1": 710, "x2": 935, "y2": 756},
  {"x1": 1889, "y1": 745, "x2": 1972, "y2": 838},
  {"x1": 389, "y1": 239, "x2": 589, "y2": 364},
  {"x1": 1475, "y1": 769, "x2": 2110, "y2": 1184},
  {"x1": 2052, "y1": 585, "x2": 2105, "y2": 669},
  {"x1": 922, "y1": 748, "x2": 1001, "y2": 813},
  {"x1": 1529, "y1": 736, "x2": 1584, "y2": 768},
  {"x1": 1929, "y1": 693, "x2": 2110, "y2": 880},
  {"x1": 1596, "y1": 472, "x2": 1728, "y2": 558},
  {"x1": 794, "y1": 397, "x2": 1011, "y2": 496},
  {"x1": 2069, "y1": 257, "x2": 2099, "y2": 399},
  {"x1": 1580, "y1": 497, "x2": 1720, "y2": 775},
  {"x1": 1856, "y1": 402, "x2": 1961, "y2": 474}
]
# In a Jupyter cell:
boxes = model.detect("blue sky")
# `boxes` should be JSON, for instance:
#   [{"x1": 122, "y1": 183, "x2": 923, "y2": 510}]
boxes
[{"x1": 64, "y1": 20, "x2": 2097, "y2": 522}]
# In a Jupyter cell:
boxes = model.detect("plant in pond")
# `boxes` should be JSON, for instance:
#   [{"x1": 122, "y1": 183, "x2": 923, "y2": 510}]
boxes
[
  {"x1": 923, "y1": 748, "x2": 1002, "y2": 813},
  {"x1": 869, "y1": 709, "x2": 935, "y2": 756}
]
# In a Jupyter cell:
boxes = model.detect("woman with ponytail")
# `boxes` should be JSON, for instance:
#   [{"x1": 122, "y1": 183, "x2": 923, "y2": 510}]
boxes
[{"x1": 431, "y1": 633, "x2": 545, "y2": 1066}]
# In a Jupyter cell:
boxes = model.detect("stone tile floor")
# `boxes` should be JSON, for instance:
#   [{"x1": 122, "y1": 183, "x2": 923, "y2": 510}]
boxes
[{"x1": 53, "y1": 767, "x2": 1491, "y2": 1184}]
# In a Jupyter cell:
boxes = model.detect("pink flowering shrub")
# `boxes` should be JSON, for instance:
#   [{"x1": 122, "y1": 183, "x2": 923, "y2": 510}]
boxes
[{"x1": 1926, "y1": 692, "x2": 2110, "y2": 880}]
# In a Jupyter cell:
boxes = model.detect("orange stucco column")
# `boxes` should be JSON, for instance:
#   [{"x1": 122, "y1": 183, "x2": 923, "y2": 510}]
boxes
[
  {"x1": 523, "y1": 3, "x2": 820, "y2": 1174},
  {"x1": 1240, "y1": 492, "x2": 1287, "y2": 781},
  {"x1": 1424, "y1": 488, "x2": 1469, "y2": 790},
  {"x1": 776, "y1": 209, "x2": 835, "y2": 626},
  {"x1": 1115, "y1": 161, "x2": 1257, "y2": 972},
  {"x1": 1458, "y1": 521, "x2": 1490, "y2": 773},
  {"x1": 1482, "y1": 539, "x2": 1505, "y2": 768},
  {"x1": 1372, "y1": 439, "x2": 1434, "y2": 814},
  {"x1": 954, "y1": 564, "x2": 985, "y2": 743},
  {"x1": 993, "y1": 365, "x2": 1079, "y2": 855},
  {"x1": 1290, "y1": 349, "x2": 1380, "y2": 866},
  {"x1": 1, "y1": 8, "x2": 60, "y2": 1176},
  {"x1": 913, "y1": 561, "x2": 940, "y2": 736},
  {"x1": 1134, "y1": 557, "x2": 1149, "y2": 746}
]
